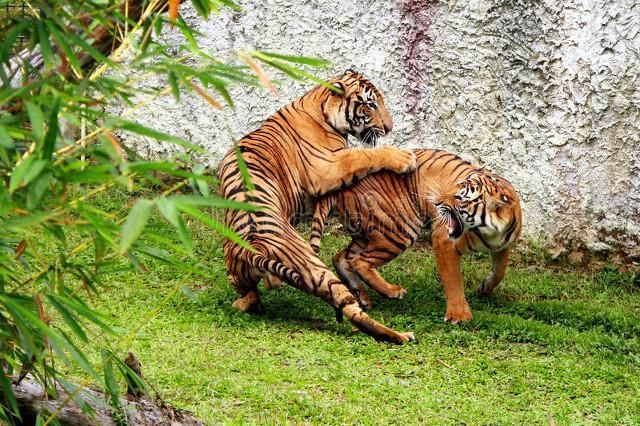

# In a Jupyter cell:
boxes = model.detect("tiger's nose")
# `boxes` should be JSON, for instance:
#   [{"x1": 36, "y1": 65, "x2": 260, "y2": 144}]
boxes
[{"x1": 383, "y1": 123, "x2": 393, "y2": 134}]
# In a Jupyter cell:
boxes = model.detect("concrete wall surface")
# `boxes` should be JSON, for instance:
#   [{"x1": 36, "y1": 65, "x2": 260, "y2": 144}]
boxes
[{"x1": 110, "y1": 0, "x2": 640, "y2": 261}]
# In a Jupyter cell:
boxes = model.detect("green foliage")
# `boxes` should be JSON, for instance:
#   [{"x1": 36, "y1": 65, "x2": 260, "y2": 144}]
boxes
[{"x1": 0, "y1": 0, "x2": 327, "y2": 423}]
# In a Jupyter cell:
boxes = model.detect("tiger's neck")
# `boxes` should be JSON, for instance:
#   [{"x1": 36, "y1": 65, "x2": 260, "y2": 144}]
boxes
[{"x1": 280, "y1": 93, "x2": 348, "y2": 152}]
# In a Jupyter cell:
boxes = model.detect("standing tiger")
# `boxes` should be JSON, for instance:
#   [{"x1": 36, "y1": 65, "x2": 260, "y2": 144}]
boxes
[
  {"x1": 219, "y1": 70, "x2": 417, "y2": 344},
  {"x1": 309, "y1": 149, "x2": 522, "y2": 323}
]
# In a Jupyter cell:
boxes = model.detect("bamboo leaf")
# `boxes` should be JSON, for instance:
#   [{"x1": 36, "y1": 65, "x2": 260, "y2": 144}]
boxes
[
  {"x1": 125, "y1": 161, "x2": 216, "y2": 182},
  {"x1": 146, "y1": 231, "x2": 191, "y2": 256},
  {"x1": 189, "y1": 81, "x2": 222, "y2": 110},
  {"x1": 0, "y1": 373, "x2": 19, "y2": 419},
  {"x1": 9, "y1": 155, "x2": 35, "y2": 193},
  {"x1": 49, "y1": 294, "x2": 115, "y2": 335},
  {"x1": 0, "y1": 294, "x2": 39, "y2": 357},
  {"x1": 235, "y1": 144, "x2": 254, "y2": 192},
  {"x1": 127, "y1": 252, "x2": 148, "y2": 273},
  {"x1": 0, "y1": 124, "x2": 14, "y2": 148},
  {"x1": 114, "y1": 357, "x2": 146, "y2": 396},
  {"x1": 154, "y1": 14, "x2": 164, "y2": 35},
  {"x1": 0, "y1": 295, "x2": 101, "y2": 383},
  {"x1": 175, "y1": 202, "x2": 253, "y2": 251},
  {"x1": 252, "y1": 52, "x2": 336, "y2": 90},
  {"x1": 119, "y1": 199, "x2": 155, "y2": 254},
  {"x1": 46, "y1": 21, "x2": 83, "y2": 77},
  {"x1": 65, "y1": 28, "x2": 115, "y2": 67},
  {"x1": 176, "y1": 15, "x2": 201, "y2": 52},
  {"x1": 257, "y1": 51, "x2": 331, "y2": 68},
  {"x1": 3, "y1": 211, "x2": 58, "y2": 230},
  {"x1": 101, "y1": 350, "x2": 122, "y2": 414},
  {"x1": 27, "y1": 171, "x2": 52, "y2": 209},
  {"x1": 0, "y1": 21, "x2": 29, "y2": 64},
  {"x1": 239, "y1": 51, "x2": 278, "y2": 95},
  {"x1": 190, "y1": 0, "x2": 211, "y2": 17},
  {"x1": 25, "y1": 102, "x2": 45, "y2": 144},
  {"x1": 189, "y1": 163, "x2": 210, "y2": 196},
  {"x1": 45, "y1": 295, "x2": 88, "y2": 342},
  {"x1": 36, "y1": 21, "x2": 55, "y2": 71},
  {"x1": 56, "y1": 378, "x2": 96, "y2": 418},
  {"x1": 22, "y1": 159, "x2": 48, "y2": 187},
  {"x1": 106, "y1": 118, "x2": 206, "y2": 154},
  {"x1": 216, "y1": 0, "x2": 242, "y2": 11},
  {"x1": 169, "y1": 0, "x2": 181, "y2": 21},
  {"x1": 157, "y1": 197, "x2": 193, "y2": 252},
  {"x1": 42, "y1": 97, "x2": 60, "y2": 160},
  {"x1": 168, "y1": 71, "x2": 180, "y2": 101},
  {"x1": 65, "y1": 164, "x2": 115, "y2": 184},
  {"x1": 170, "y1": 195, "x2": 260, "y2": 211}
]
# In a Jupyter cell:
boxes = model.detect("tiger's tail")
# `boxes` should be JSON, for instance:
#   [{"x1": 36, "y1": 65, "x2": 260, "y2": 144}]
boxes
[
  {"x1": 247, "y1": 252, "x2": 304, "y2": 287},
  {"x1": 310, "y1": 194, "x2": 337, "y2": 254}
]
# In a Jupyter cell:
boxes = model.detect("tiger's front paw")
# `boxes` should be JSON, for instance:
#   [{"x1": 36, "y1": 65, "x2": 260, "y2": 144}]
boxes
[
  {"x1": 477, "y1": 278, "x2": 493, "y2": 297},
  {"x1": 397, "y1": 331, "x2": 416, "y2": 344},
  {"x1": 379, "y1": 147, "x2": 417, "y2": 174},
  {"x1": 444, "y1": 302, "x2": 473, "y2": 324},
  {"x1": 478, "y1": 274, "x2": 499, "y2": 297},
  {"x1": 380, "y1": 284, "x2": 407, "y2": 299}
]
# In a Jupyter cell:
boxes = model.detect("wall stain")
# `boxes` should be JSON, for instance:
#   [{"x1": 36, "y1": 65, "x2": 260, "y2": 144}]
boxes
[{"x1": 400, "y1": 0, "x2": 437, "y2": 116}]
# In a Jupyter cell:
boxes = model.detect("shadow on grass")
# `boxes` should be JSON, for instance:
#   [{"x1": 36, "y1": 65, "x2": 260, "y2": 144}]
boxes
[
  {"x1": 167, "y1": 277, "x2": 639, "y2": 364},
  {"x1": 160, "y1": 240, "x2": 640, "y2": 363}
]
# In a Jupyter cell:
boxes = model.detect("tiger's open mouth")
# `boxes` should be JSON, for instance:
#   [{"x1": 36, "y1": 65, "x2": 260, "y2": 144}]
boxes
[
  {"x1": 448, "y1": 213, "x2": 464, "y2": 239},
  {"x1": 436, "y1": 205, "x2": 465, "y2": 240}
]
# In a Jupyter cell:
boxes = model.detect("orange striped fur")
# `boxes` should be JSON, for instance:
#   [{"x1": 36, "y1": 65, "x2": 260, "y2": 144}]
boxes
[
  {"x1": 220, "y1": 71, "x2": 418, "y2": 343},
  {"x1": 309, "y1": 149, "x2": 522, "y2": 323}
]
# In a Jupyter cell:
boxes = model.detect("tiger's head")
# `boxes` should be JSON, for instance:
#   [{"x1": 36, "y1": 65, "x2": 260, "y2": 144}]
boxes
[
  {"x1": 323, "y1": 70, "x2": 393, "y2": 146},
  {"x1": 434, "y1": 172, "x2": 522, "y2": 250}
]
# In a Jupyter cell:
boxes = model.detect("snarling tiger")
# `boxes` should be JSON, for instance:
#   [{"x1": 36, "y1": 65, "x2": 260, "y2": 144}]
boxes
[
  {"x1": 308, "y1": 149, "x2": 522, "y2": 323},
  {"x1": 219, "y1": 70, "x2": 418, "y2": 343}
]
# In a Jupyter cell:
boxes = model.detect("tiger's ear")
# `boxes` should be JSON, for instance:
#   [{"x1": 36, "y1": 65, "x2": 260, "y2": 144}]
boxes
[
  {"x1": 331, "y1": 82, "x2": 345, "y2": 96},
  {"x1": 488, "y1": 194, "x2": 512, "y2": 210}
]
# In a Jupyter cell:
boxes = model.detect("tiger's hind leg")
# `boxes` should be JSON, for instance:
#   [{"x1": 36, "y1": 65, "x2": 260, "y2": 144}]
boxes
[
  {"x1": 333, "y1": 249, "x2": 371, "y2": 310},
  {"x1": 252, "y1": 225, "x2": 414, "y2": 344},
  {"x1": 223, "y1": 242, "x2": 263, "y2": 313},
  {"x1": 346, "y1": 235, "x2": 408, "y2": 300}
]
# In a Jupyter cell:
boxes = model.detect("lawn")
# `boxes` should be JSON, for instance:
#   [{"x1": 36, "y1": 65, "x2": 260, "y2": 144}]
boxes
[{"x1": 65, "y1": 194, "x2": 640, "y2": 425}]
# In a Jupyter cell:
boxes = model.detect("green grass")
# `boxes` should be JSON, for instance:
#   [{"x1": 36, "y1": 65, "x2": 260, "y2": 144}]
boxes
[{"x1": 58, "y1": 193, "x2": 640, "y2": 424}]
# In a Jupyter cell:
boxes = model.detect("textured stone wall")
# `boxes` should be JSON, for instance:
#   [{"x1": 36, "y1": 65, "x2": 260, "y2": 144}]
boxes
[{"x1": 112, "y1": 0, "x2": 640, "y2": 261}]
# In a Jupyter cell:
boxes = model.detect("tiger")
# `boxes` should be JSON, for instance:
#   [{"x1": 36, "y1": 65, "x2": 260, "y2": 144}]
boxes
[
  {"x1": 308, "y1": 149, "x2": 522, "y2": 323},
  {"x1": 219, "y1": 70, "x2": 418, "y2": 344}
]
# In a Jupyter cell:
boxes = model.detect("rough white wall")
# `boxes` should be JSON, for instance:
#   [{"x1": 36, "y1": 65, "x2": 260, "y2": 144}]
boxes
[{"x1": 112, "y1": 0, "x2": 640, "y2": 261}]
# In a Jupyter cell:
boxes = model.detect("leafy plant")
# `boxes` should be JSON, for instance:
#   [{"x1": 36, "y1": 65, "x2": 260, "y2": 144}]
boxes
[{"x1": 0, "y1": 0, "x2": 328, "y2": 423}]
